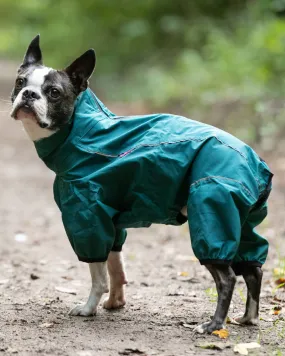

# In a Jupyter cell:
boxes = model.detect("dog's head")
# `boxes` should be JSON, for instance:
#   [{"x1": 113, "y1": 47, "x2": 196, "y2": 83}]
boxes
[{"x1": 11, "y1": 35, "x2": 96, "y2": 134}]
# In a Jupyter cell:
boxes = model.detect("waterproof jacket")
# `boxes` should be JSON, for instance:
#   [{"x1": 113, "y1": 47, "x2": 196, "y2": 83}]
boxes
[{"x1": 34, "y1": 89, "x2": 273, "y2": 267}]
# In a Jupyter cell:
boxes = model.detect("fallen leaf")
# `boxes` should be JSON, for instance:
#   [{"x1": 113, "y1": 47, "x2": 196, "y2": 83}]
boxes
[
  {"x1": 212, "y1": 329, "x2": 229, "y2": 339},
  {"x1": 55, "y1": 287, "x2": 76, "y2": 295},
  {"x1": 275, "y1": 278, "x2": 285, "y2": 285},
  {"x1": 234, "y1": 344, "x2": 248, "y2": 355},
  {"x1": 273, "y1": 306, "x2": 282, "y2": 315},
  {"x1": 178, "y1": 271, "x2": 189, "y2": 277},
  {"x1": 234, "y1": 342, "x2": 261, "y2": 355},
  {"x1": 196, "y1": 341, "x2": 231, "y2": 350},
  {"x1": 39, "y1": 322, "x2": 54, "y2": 328}
]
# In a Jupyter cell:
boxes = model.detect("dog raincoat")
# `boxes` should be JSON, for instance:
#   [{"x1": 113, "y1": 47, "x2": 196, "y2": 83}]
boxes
[{"x1": 34, "y1": 89, "x2": 273, "y2": 273}]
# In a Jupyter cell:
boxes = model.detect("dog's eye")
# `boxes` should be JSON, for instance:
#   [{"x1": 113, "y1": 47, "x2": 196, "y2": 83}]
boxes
[
  {"x1": 16, "y1": 78, "x2": 25, "y2": 89},
  {"x1": 50, "y1": 88, "x2": 61, "y2": 99}
]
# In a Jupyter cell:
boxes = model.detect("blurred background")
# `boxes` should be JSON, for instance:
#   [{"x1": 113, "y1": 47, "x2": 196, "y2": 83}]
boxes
[{"x1": 1, "y1": 0, "x2": 285, "y2": 149}]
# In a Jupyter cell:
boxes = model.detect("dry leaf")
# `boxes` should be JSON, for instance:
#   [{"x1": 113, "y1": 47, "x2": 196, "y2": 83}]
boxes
[
  {"x1": 234, "y1": 342, "x2": 261, "y2": 355},
  {"x1": 226, "y1": 316, "x2": 240, "y2": 325},
  {"x1": 178, "y1": 271, "x2": 189, "y2": 277},
  {"x1": 55, "y1": 287, "x2": 76, "y2": 295},
  {"x1": 196, "y1": 341, "x2": 232, "y2": 350},
  {"x1": 234, "y1": 344, "x2": 248, "y2": 355},
  {"x1": 212, "y1": 329, "x2": 229, "y2": 339},
  {"x1": 273, "y1": 306, "x2": 282, "y2": 315},
  {"x1": 275, "y1": 278, "x2": 285, "y2": 285},
  {"x1": 39, "y1": 322, "x2": 54, "y2": 328}
]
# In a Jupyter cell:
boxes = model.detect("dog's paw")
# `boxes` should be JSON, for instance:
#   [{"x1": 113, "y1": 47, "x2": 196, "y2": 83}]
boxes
[
  {"x1": 68, "y1": 304, "x2": 97, "y2": 317},
  {"x1": 234, "y1": 316, "x2": 259, "y2": 326},
  {"x1": 194, "y1": 321, "x2": 225, "y2": 334},
  {"x1": 103, "y1": 296, "x2": 126, "y2": 310}
]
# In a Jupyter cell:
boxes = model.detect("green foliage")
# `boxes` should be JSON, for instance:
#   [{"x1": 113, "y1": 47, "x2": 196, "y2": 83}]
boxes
[{"x1": 0, "y1": 0, "x2": 284, "y2": 146}]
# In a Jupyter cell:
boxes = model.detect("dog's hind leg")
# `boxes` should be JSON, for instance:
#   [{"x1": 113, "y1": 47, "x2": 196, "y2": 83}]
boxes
[
  {"x1": 69, "y1": 262, "x2": 109, "y2": 316},
  {"x1": 235, "y1": 266, "x2": 262, "y2": 325},
  {"x1": 103, "y1": 251, "x2": 128, "y2": 310},
  {"x1": 194, "y1": 264, "x2": 236, "y2": 334}
]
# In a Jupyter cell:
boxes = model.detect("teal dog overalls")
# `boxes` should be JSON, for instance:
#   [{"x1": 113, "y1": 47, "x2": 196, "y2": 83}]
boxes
[{"x1": 34, "y1": 89, "x2": 273, "y2": 273}]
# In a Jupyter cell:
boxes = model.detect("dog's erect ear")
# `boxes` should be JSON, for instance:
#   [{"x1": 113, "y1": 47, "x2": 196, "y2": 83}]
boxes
[
  {"x1": 64, "y1": 49, "x2": 96, "y2": 93},
  {"x1": 21, "y1": 35, "x2": 43, "y2": 67}
]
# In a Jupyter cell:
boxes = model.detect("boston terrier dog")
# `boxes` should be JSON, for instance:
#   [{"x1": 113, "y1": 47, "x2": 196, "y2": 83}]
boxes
[{"x1": 10, "y1": 35, "x2": 273, "y2": 334}]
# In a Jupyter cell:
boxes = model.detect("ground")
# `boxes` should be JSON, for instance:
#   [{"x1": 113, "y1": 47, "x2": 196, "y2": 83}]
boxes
[{"x1": 0, "y1": 67, "x2": 284, "y2": 356}]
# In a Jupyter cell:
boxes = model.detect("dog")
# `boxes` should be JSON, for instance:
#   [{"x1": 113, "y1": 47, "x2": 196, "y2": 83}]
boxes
[{"x1": 10, "y1": 35, "x2": 273, "y2": 334}]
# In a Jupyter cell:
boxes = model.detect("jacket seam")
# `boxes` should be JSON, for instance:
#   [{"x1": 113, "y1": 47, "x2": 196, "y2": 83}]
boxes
[
  {"x1": 190, "y1": 176, "x2": 257, "y2": 201},
  {"x1": 77, "y1": 137, "x2": 206, "y2": 156},
  {"x1": 213, "y1": 136, "x2": 261, "y2": 188}
]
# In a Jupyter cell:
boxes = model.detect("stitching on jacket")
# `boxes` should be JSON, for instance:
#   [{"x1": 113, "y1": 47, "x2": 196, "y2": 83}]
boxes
[
  {"x1": 190, "y1": 176, "x2": 256, "y2": 201},
  {"x1": 77, "y1": 137, "x2": 206, "y2": 156},
  {"x1": 213, "y1": 135, "x2": 262, "y2": 188},
  {"x1": 213, "y1": 136, "x2": 248, "y2": 161}
]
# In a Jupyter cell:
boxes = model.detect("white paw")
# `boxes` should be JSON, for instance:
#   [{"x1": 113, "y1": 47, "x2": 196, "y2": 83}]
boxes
[{"x1": 68, "y1": 304, "x2": 97, "y2": 317}]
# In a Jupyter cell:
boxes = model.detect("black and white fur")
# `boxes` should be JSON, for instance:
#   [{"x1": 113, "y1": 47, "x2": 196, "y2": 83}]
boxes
[{"x1": 10, "y1": 35, "x2": 262, "y2": 334}]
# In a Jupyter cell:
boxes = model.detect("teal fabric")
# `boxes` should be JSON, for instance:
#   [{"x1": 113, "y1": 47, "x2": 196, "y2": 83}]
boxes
[{"x1": 34, "y1": 88, "x2": 272, "y2": 265}]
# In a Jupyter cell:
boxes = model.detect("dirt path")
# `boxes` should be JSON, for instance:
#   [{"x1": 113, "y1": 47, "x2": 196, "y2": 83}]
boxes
[{"x1": 0, "y1": 78, "x2": 284, "y2": 355}]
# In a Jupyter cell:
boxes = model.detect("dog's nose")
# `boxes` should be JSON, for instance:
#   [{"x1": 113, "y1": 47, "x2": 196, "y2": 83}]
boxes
[{"x1": 22, "y1": 89, "x2": 40, "y2": 101}]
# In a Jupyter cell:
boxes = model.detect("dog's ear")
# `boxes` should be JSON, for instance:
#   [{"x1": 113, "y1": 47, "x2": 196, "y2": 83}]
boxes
[
  {"x1": 64, "y1": 49, "x2": 96, "y2": 93},
  {"x1": 21, "y1": 35, "x2": 43, "y2": 67}
]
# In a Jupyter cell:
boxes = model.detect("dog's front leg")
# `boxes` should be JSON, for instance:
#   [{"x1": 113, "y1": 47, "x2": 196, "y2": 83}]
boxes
[
  {"x1": 103, "y1": 251, "x2": 128, "y2": 310},
  {"x1": 69, "y1": 262, "x2": 109, "y2": 316}
]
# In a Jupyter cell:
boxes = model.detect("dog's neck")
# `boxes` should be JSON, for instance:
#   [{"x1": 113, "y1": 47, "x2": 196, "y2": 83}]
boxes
[{"x1": 21, "y1": 118, "x2": 56, "y2": 141}]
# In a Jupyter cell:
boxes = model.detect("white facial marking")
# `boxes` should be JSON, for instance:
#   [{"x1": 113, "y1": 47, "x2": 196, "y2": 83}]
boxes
[{"x1": 27, "y1": 67, "x2": 51, "y2": 87}]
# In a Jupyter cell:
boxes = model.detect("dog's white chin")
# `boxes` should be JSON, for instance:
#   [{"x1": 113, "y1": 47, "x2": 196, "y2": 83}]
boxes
[{"x1": 18, "y1": 115, "x2": 55, "y2": 142}]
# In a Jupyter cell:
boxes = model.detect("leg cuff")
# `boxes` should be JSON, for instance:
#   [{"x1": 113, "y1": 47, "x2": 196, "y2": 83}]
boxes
[
  {"x1": 231, "y1": 261, "x2": 262, "y2": 276},
  {"x1": 77, "y1": 256, "x2": 108, "y2": 263},
  {"x1": 199, "y1": 259, "x2": 263, "y2": 276},
  {"x1": 200, "y1": 259, "x2": 232, "y2": 266},
  {"x1": 111, "y1": 245, "x2": 123, "y2": 252}
]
